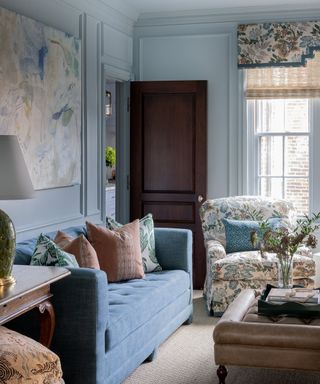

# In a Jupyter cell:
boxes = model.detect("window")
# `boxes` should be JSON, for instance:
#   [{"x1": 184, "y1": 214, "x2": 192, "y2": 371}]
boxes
[
  {"x1": 247, "y1": 99, "x2": 310, "y2": 215},
  {"x1": 238, "y1": 22, "x2": 320, "y2": 217}
]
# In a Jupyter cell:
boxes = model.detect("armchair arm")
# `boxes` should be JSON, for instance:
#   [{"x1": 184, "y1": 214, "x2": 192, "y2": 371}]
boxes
[
  {"x1": 154, "y1": 228, "x2": 192, "y2": 274},
  {"x1": 51, "y1": 268, "x2": 109, "y2": 384},
  {"x1": 206, "y1": 240, "x2": 227, "y2": 262}
]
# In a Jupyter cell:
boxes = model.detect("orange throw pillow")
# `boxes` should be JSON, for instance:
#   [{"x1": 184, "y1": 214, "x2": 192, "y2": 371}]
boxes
[
  {"x1": 86, "y1": 220, "x2": 144, "y2": 282},
  {"x1": 54, "y1": 231, "x2": 100, "y2": 269}
]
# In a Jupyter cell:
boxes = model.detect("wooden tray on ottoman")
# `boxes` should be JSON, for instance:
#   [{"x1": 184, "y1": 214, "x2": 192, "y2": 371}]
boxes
[{"x1": 258, "y1": 284, "x2": 320, "y2": 318}]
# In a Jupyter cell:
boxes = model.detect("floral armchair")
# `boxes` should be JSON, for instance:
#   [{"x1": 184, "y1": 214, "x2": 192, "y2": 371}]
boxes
[{"x1": 199, "y1": 196, "x2": 315, "y2": 315}]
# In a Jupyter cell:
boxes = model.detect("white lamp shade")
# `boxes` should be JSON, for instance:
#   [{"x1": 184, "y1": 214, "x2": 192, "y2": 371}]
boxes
[{"x1": 0, "y1": 135, "x2": 34, "y2": 199}]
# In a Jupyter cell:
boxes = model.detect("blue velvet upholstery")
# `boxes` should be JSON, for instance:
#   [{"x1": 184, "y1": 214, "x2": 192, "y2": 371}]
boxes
[
  {"x1": 107, "y1": 270, "x2": 190, "y2": 349},
  {"x1": 13, "y1": 225, "x2": 193, "y2": 384}
]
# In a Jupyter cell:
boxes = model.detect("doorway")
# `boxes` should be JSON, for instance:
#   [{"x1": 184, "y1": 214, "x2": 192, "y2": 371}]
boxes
[
  {"x1": 105, "y1": 80, "x2": 117, "y2": 220},
  {"x1": 103, "y1": 77, "x2": 130, "y2": 224}
]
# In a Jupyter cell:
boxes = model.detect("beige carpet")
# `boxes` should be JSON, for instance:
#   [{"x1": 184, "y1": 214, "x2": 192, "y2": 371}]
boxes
[{"x1": 124, "y1": 291, "x2": 320, "y2": 384}]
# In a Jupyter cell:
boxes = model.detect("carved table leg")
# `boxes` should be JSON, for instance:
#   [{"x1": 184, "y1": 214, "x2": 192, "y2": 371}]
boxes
[
  {"x1": 217, "y1": 365, "x2": 228, "y2": 384},
  {"x1": 38, "y1": 300, "x2": 55, "y2": 348}
]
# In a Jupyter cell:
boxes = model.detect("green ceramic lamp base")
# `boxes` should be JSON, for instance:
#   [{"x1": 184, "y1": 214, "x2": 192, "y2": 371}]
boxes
[
  {"x1": 0, "y1": 208, "x2": 16, "y2": 286},
  {"x1": 0, "y1": 275, "x2": 16, "y2": 286}
]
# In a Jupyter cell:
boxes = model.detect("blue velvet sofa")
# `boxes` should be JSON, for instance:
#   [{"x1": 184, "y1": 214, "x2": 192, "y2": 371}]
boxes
[{"x1": 13, "y1": 225, "x2": 193, "y2": 384}]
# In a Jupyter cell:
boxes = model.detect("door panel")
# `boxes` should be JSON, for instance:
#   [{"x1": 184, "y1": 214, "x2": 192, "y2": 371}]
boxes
[
  {"x1": 143, "y1": 93, "x2": 195, "y2": 192},
  {"x1": 142, "y1": 202, "x2": 195, "y2": 223},
  {"x1": 130, "y1": 81, "x2": 207, "y2": 289}
]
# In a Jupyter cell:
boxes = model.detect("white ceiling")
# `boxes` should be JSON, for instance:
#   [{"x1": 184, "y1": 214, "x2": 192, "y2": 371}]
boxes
[{"x1": 122, "y1": 0, "x2": 320, "y2": 14}]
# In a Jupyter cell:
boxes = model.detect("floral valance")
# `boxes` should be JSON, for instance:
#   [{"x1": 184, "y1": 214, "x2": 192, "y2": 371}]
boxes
[{"x1": 238, "y1": 21, "x2": 320, "y2": 68}]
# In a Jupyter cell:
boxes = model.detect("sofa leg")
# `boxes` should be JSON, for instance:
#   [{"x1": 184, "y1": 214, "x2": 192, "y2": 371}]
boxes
[
  {"x1": 145, "y1": 348, "x2": 158, "y2": 362},
  {"x1": 183, "y1": 314, "x2": 193, "y2": 325},
  {"x1": 217, "y1": 365, "x2": 227, "y2": 384}
]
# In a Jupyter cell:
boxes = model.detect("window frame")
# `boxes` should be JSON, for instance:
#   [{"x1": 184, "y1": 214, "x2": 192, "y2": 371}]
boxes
[{"x1": 246, "y1": 98, "x2": 320, "y2": 216}]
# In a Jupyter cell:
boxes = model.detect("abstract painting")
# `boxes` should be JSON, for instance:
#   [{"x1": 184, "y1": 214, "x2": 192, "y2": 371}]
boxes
[{"x1": 0, "y1": 7, "x2": 81, "y2": 189}]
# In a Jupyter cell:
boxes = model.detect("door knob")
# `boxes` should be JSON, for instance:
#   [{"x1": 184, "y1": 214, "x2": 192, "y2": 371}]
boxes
[{"x1": 198, "y1": 195, "x2": 204, "y2": 203}]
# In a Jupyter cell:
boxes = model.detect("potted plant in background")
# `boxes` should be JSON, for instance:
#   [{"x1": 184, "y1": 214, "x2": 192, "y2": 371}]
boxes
[
  {"x1": 105, "y1": 146, "x2": 116, "y2": 182},
  {"x1": 251, "y1": 213, "x2": 320, "y2": 288}
]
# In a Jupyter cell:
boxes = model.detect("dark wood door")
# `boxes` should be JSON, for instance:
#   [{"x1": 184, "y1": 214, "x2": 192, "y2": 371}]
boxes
[{"x1": 130, "y1": 81, "x2": 207, "y2": 289}]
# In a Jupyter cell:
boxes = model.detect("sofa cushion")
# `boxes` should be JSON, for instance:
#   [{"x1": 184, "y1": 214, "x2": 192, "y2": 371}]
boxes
[
  {"x1": 15, "y1": 225, "x2": 87, "y2": 265},
  {"x1": 54, "y1": 231, "x2": 100, "y2": 269},
  {"x1": 106, "y1": 270, "x2": 190, "y2": 349},
  {"x1": 30, "y1": 234, "x2": 79, "y2": 267},
  {"x1": 106, "y1": 214, "x2": 162, "y2": 273},
  {"x1": 86, "y1": 220, "x2": 144, "y2": 282},
  {"x1": 0, "y1": 326, "x2": 64, "y2": 383}
]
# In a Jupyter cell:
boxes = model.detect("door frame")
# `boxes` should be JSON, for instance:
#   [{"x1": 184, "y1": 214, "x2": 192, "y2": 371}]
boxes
[{"x1": 101, "y1": 65, "x2": 132, "y2": 223}]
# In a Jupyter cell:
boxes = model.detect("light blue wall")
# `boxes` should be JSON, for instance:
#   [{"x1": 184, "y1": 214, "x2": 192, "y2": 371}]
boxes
[
  {"x1": 0, "y1": 0, "x2": 135, "y2": 240},
  {"x1": 133, "y1": 7, "x2": 320, "y2": 200},
  {"x1": 2, "y1": 1, "x2": 320, "y2": 241},
  {"x1": 137, "y1": 31, "x2": 238, "y2": 199}
]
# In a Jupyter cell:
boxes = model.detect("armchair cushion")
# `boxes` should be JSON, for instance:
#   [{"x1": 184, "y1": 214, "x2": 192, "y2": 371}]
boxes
[
  {"x1": 213, "y1": 251, "x2": 278, "y2": 281},
  {"x1": 212, "y1": 252, "x2": 315, "y2": 281}
]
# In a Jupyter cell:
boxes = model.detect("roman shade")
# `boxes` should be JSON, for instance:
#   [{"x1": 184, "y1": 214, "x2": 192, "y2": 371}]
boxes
[
  {"x1": 237, "y1": 21, "x2": 320, "y2": 98},
  {"x1": 245, "y1": 51, "x2": 320, "y2": 98}
]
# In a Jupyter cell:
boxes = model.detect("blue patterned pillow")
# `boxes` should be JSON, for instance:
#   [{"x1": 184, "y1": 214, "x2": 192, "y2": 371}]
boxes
[
  {"x1": 30, "y1": 234, "x2": 79, "y2": 268},
  {"x1": 222, "y1": 218, "x2": 281, "y2": 254}
]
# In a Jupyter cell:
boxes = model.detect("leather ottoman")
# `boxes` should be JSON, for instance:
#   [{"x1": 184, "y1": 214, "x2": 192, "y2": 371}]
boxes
[{"x1": 213, "y1": 289, "x2": 320, "y2": 383}]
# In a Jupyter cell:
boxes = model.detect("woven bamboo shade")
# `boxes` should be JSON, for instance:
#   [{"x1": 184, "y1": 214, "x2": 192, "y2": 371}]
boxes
[{"x1": 245, "y1": 51, "x2": 320, "y2": 99}]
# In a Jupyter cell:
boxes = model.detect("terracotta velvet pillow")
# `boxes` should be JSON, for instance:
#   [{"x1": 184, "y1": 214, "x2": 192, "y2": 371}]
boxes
[
  {"x1": 54, "y1": 231, "x2": 100, "y2": 269},
  {"x1": 86, "y1": 220, "x2": 144, "y2": 282}
]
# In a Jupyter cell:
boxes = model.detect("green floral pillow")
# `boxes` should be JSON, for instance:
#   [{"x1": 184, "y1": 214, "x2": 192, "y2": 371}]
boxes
[
  {"x1": 30, "y1": 234, "x2": 79, "y2": 268},
  {"x1": 106, "y1": 214, "x2": 162, "y2": 273}
]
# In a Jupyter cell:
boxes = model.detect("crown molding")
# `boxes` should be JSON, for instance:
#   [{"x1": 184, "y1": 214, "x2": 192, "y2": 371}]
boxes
[
  {"x1": 59, "y1": 0, "x2": 138, "y2": 34},
  {"x1": 135, "y1": 5, "x2": 320, "y2": 27}
]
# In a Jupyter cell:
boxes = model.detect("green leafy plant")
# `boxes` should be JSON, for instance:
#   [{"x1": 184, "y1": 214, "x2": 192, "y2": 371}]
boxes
[
  {"x1": 105, "y1": 146, "x2": 116, "y2": 168},
  {"x1": 251, "y1": 213, "x2": 320, "y2": 256},
  {"x1": 251, "y1": 212, "x2": 320, "y2": 287}
]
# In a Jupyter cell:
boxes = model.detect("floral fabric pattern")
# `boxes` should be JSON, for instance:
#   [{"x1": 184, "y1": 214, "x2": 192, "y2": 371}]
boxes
[
  {"x1": 199, "y1": 195, "x2": 296, "y2": 247},
  {"x1": 30, "y1": 234, "x2": 79, "y2": 268},
  {"x1": 200, "y1": 196, "x2": 315, "y2": 314},
  {"x1": 238, "y1": 21, "x2": 320, "y2": 68},
  {"x1": 207, "y1": 278, "x2": 314, "y2": 315},
  {"x1": 213, "y1": 251, "x2": 278, "y2": 281},
  {"x1": 0, "y1": 326, "x2": 63, "y2": 384},
  {"x1": 106, "y1": 214, "x2": 162, "y2": 273}
]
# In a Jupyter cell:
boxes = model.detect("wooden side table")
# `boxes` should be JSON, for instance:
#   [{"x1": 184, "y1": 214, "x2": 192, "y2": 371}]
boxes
[{"x1": 0, "y1": 265, "x2": 70, "y2": 347}]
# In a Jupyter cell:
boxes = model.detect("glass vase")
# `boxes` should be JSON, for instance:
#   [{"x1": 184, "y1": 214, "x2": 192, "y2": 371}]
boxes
[{"x1": 277, "y1": 254, "x2": 293, "y2": 289}]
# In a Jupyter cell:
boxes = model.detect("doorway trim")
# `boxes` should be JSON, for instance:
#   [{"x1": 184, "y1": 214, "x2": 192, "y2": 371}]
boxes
[{"x1": 101, "y1": 64, "x2": 132, "y2": 224}]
